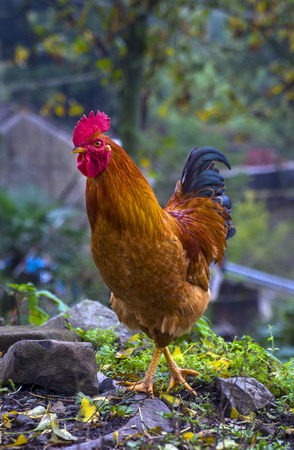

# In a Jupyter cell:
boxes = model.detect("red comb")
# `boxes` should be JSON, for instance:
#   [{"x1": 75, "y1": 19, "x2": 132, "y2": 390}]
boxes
[{"x1": 73, "y1": 110, "x2": 110, "y2": 146}]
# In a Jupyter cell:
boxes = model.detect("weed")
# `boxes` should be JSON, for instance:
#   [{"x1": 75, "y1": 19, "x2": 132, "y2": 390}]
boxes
[
  {"x1": 71, "y1": 317, "x2": 294, "y2": 448},
  {"x1": 3, "y1": 282, "x2": 67, "y2": 325},
  {"x1": 74, "y1": 318, "x2": 294, "y2": 409}
]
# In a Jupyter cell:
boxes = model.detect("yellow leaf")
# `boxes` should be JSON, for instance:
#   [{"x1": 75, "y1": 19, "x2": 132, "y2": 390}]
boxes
[
  {"x1": 267, "y1": 83, "x2": 283, "y2": 97},
  {"x1": 166, "y1": 47, "x2": 175, "y2": 57},
  {"x1": 54, "y1": 104, "x2": 66, "y2": 117},
  {"x1": 230, "y1": 407, "x2": 253, "y2": 421},
  {"x1": 113, "y1": 430, "x2": 119, "y2": 445},
  {"x1": 183, "y1": 431, "x2": 194, "y2": 440},
  {"x1": 242, "y1": 412, "x2": 254, "y2": 422},
  {"x1": 199, "y1": 351, "x2": 219, "y2": 359},
  {"x1": 125, "y1": 348, "x2": 135, "y2": 356},
  {"x1": 158, "y1": 102, "x2": 169, "y2": 117},
  {"x1": 35, "y1": 413, "x2": 57, "y2": 430},
  {"x1": 78, "y1": 397, "x2": 99, "y2": 423},
  {"x1": 209, "y1": 358, "x2": 231, "y2": 372},
  {"x1": 284, "y1": 69, "x2": 294, "y2": 83},
  {"x1": 230, "y1": 407, "x2": 240, "y2": 418},
  {"x1": 96, "y1": 57, "x2": 113, "y2": 72},
  {"x1": 160, "y1": 393, "x2": 181, "y2": 407},
  {"x1": 199, "y1": 435, "x2": 216, "y2": 445},
  {"x1": 68, "y1": 101, "x2": 84, "y2": 117},
  {"x1": 54, "y1": 92, "x2": 66, "y2": 103},
  {"x1": 126, "y1": 333, "x2": 142, "y2": 343},
  {"x1": 184, "y1": 406, "x2": 198, "y2": 417},
  {"x1": 14, "y1": 45, "x2": 29, "y2": 66},
  {"x1": 115, "y1": 348, "x2": 135, "y2": 359},
  {"x1": 172, "y1": 347, "x2": 184, "y2": 362},
  {"x1": 51, "y1": 421, "x2": 78, "y2": 441},
  {"x1": 291, "y1": 408, "x2": 294, "y2": 415},
  {"x1": 256, "y1": 1, "x2": 267, "y2": 12},
  {"x1": 2, "y1": 414, "x2": 12, "y2": 429},
  {"x1": 116, "y1": 351, "x2": 127, "y2": 359},
  {"x1": 140, "y1": 158, "x2": 151, "y2": 170},
  {"x1": 15, "y1": 435, "x2": 28, "y2": 445},
  {"x1": 149, "y1": 426, "x2": 164, "y2": 434},
  {"x1": 196, "y1": 108, "x2": 217, "y2": 122},
  {"x1": 4, "y1": 434, "x2": 28, "y2": 447},
  {"x1": 40, "y1": 102, "x2": 52, "y2": 117},
  {"x1": 197, "y1": 430, "x2": 217, "y2": 445}
]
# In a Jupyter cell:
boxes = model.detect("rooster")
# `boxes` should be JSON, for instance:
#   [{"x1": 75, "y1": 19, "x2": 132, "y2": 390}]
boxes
[{"x1": 72, "y1": 111, "x2": 235, "y2": 397}]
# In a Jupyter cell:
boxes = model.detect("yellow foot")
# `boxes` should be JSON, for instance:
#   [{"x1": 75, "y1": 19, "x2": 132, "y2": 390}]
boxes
[
  {"x1": 163, "y1": 348, "x2": 199, "y2": 396},
  {"x1": 118, "y1": 346, "x2": 164, "y2": 399},
  {"x1": 119, "y1": 378, "x2": 155, "y2": 398},
  {"x1": 167, "y1": 367, "x2": 199, "y2": 395}
]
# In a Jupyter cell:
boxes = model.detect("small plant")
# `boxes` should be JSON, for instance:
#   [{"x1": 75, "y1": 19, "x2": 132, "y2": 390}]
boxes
[
  {"x1": 4, "y1": 282, "x2": 67, "y2": 325},
  {"x1": 69, "y1": 325, "x2": 119, "y2": 349},
  {"x1": 75, "y1": 318, "x2": 294, "y2": 406}
]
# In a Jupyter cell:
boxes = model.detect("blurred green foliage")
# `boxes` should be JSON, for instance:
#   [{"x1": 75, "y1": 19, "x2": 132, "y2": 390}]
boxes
[
  {"x1": 227, "y1": 190, "x2": 294, "y2": 279},
  {"x1": 0, "y1": 188, "x2": 109, "y2": 321},
  {"x1": 1, "y1": 0, "x2": 294, "y2": 158},
  {"x1": 5, "y1": 282, "x2": 67, "y2": 325}
]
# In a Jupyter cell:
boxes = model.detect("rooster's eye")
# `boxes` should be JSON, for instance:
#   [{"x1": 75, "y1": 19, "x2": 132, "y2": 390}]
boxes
[{"x1": 94, "y1": 141, "x2": 102, "y2": 147}]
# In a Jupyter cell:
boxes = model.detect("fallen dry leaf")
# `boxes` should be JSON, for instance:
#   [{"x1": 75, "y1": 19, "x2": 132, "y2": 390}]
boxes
[
  {"x1": 3, "y1": 434, "x2": 28, "y2": 448},
  {"x1": 51, "y1": 420, "x2": 78, "y2": 441},
  {"x1": 77, "y1": 397, "x2": 99, "y2": 423}
]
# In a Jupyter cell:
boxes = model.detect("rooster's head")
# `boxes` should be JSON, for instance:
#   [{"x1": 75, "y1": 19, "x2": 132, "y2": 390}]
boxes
[{"x1": 72, "y1": 110, "x2": 111, "y2": 178}]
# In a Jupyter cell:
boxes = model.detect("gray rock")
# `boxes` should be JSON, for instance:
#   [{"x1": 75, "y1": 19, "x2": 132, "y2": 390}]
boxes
[
  {"x1": 15, "y1": 414, "x2": 35, "y2": 428},
  {"x1": 0, "y1": 339, "x2": 99, "y2": 396},
  {"x1": 64, "y1": 439, "x2": 103, "y2": 450},
  {"x1": 44, "y1": 299, "x2": 133, "y2": 343},
  {"x1": 105, "y1": 394, "x2": 173, "y2": 445},
  {"x1": 216, "y1": 376, "x2": 275, "y2": 416},
  {"x1": 97, "y1": 371, "x2": 120, "y2": 395},
  {"x1": 99, "y1": 377, "x2": 116, "y2": 393},
  {"x1": 64, "y1": 394, "x2": 173, "y2": 450},
  {"x1": 0, "y1": 325, "x2": 81, "y2": 353}
]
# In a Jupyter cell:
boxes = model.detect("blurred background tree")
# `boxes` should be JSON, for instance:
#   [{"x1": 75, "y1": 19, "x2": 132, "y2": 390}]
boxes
[
  {"x1": 1, "y1": 0, "x2": 294, "y2": 156},
  {"x1": 0, "y1": 0, "x2": 293, "y2": 349}
]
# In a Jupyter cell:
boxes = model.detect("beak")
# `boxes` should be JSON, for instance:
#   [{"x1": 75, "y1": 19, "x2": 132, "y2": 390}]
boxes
[{"x1": 72, "y1": 146, "x2": 85, "y2": 154}]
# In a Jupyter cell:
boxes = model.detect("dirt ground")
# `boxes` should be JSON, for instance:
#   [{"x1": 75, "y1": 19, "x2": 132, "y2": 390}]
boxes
[{"x1": 1, "y1": 382, "x2": 294, "y2": 449}]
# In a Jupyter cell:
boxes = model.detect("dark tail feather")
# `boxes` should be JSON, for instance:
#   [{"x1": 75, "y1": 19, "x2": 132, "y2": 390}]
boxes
[{"x1": 181, "y1": 146, "x2": 236, "y2": 240}]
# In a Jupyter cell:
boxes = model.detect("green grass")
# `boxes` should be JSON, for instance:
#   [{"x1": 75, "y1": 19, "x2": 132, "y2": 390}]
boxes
[{"x1": 73, "y1": 318, "x2": 294, "y2": 406}]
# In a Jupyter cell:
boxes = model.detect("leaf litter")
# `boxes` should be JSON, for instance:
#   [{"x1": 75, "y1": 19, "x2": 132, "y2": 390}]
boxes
[{"x1": 0, "y1": 386, "x2": 128, "y2": 449}]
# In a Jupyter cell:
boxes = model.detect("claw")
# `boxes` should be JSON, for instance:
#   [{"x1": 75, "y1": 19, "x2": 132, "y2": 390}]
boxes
[
  {"x1": 166, "y1": 368, "x2": 200, "y2": 396},
  {"x1": 116, "y1": 346, "x2": 200, "y2": 399},
  {"x1": 118, "y1": 378, "x2": 155, "y2": 398},
  {"x1": 164, "y1": 348, "x2": 199, "y2": 396},
  {"x1": 117, "y1": 346, "x2": 164, "y2": 399}
]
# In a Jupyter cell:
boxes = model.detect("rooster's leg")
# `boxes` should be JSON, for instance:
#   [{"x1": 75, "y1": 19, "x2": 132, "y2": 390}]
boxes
[
  {"x1": 163, "y1": 347, "x2": 199, "y2": 396},
  {"x1": 120, "y1": 346, "x2": 164, "y2": 398}
]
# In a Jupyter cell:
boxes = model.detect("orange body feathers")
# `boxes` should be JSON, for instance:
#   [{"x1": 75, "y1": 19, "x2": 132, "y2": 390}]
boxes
[{"x1": 72, "y1": 111, "x2": 235, "y2": 396}]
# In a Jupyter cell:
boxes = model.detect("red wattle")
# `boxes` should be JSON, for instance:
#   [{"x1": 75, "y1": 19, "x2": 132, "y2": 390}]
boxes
[{"x1": 77, "y1": 150, "x2": 110, "y2": 178}]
